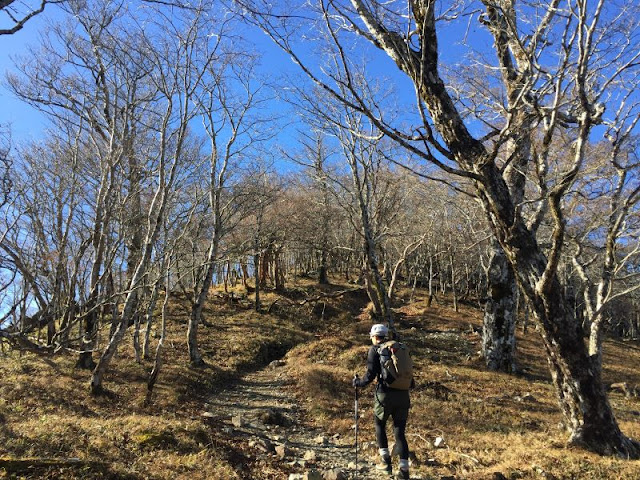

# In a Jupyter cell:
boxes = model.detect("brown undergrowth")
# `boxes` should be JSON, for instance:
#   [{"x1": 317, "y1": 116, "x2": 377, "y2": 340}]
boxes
[
  {"x1": 283, "y1": 288, "x2": 640, "y2": 480},
  {"x1": 0, "y1": 285, "x2": 311, "y2": 479},
  {"x1": 1, "y1": 279, "x2": 639, "y2": 479}
]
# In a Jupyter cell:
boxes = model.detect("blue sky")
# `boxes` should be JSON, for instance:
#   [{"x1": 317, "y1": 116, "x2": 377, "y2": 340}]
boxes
[
  {"x1": 1, "y1": 9, "x2": 52, "y2": 142},
  {"x1": 0, "y1": 2, "x2": 493, "y2": 149},
  {"x1": 0, "y1": 3, "x2": 300, "y2": 145}
]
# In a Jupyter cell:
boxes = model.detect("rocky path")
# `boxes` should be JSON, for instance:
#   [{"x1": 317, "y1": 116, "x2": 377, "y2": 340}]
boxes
[{"x1": 203, "y1": 360, "x2": 415, "y2": 480}]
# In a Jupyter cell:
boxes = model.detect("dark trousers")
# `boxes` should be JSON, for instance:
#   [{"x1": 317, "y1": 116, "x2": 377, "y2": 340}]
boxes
[{"x1": 374, "y1": 388, "x2": 410, "y2": 459}]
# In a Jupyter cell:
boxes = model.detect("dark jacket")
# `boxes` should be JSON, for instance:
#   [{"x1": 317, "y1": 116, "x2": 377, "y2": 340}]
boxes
[{"x1": 355, "y1": 344, "x2": 410, "y2": 411}]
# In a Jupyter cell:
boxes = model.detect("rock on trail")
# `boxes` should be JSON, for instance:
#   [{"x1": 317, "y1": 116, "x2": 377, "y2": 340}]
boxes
[{"x1": 202, "y1": 359, "x2": 414, "y2": 479}]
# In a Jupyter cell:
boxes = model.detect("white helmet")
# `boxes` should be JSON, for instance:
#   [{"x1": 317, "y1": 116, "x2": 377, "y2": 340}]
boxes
[{"x1": 369, "y1": 324, "x2": 389, "y2": 338}]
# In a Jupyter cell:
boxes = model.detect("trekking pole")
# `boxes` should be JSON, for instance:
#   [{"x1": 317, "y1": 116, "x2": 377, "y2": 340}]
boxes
[{"x1": 353, "y1": 374, "x2": 359, "y2": 479}]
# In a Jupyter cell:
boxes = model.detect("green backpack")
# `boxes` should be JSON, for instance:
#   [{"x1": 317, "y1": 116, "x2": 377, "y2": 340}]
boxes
[{"x1": 378, "y1": 340, "x2": 414, "y2": 390}]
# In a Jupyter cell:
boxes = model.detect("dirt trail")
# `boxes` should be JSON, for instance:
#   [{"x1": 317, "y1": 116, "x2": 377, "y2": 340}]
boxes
[{"x1": 206, "y1": 360, "x2": 410, "y2": 480}]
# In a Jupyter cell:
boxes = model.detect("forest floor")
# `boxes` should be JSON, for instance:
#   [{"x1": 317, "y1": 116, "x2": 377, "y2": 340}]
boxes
[
  {"x1": 1, "y1": 277, "x2": 640, "y2": 479},
  {"x1": 201, "y1": 360, "x2": 393, "y2": 479}
]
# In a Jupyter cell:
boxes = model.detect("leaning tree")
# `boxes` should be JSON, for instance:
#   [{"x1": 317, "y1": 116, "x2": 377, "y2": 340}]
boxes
[{"x1": 244, "y1": 0, "x2": 640, "y2": 457}]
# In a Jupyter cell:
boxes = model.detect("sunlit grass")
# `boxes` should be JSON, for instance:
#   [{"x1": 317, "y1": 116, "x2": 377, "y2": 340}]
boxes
[
  {"x1": 1, "y1": 279, "x2": 639, "y2": 478},
  {"x1": 284, "y1": 285, "x2": 640, "y2": 479}
]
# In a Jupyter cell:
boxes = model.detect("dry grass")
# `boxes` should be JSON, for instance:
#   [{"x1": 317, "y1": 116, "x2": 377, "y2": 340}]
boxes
[
  {"x1": 1, "y1": 279, "x2": 640, "y2": 479},
  {"x1": 0, "y1": 285, "x2": 310, "y2": 479},
  {"x1": 285, "y1": 287, "x2": 640, "y2": 480}
]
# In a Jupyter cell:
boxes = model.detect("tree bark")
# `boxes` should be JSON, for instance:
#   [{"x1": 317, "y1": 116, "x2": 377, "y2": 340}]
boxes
[
  {"x1": 536, "y1": 277, "x2": 639, "y2": 456},
  {"x1": 482, "y1": 242, "x2": 517, "y2": 373},
  {"x1": 187, "y1": 301, "x2": 205, "y2": 366},
  {"x1": 142, "y1": 280, "x2": 160, "y2": 360},
  {"x1": 254, "y1": 249, "x2": 261, "y2": 312},
  {"x1": 487, "y1": 189, "x2": 640, "y2": 456}
]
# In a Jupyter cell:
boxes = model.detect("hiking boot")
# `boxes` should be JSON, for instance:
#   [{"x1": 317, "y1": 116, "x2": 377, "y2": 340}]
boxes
[
  {"x1": 375, "y1": 456, "x2": 392, "y2": 474},
  {"x1": 395, "y1": 468, "x2": 410, "y2": 480}
]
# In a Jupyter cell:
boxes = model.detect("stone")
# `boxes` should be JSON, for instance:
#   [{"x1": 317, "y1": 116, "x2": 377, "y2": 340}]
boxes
[
  {"x1": 269, "y1": 359, "x2": 286, "y2": 369},
  {"x1": 303, "y1": 470, "x2": 323, "y2": 480},
  {"x1": 259, "y1": 408, "x2": 290, "y2": 426},
  {"x1": 303, "y1": 450, "x2": 317, "y2": 461},
  {"x1": 609, "y1": 382, "x2": 637, "y2": 398},
  {"x1": 315, "y1": 435, "x2": 329, "y2": 445},
  {"x1": 434, "y1": 436, "x2": 445, "y2": 448},
  {"x1": 361, "y1": 441, "x2": 375, "y2": 451},
  {"x1": 250, "y1": 438, "x2": 274, "y2": 453},
  {"x1": 231, "y1": 416, "x2": 245, "y2": 428},
  {"x1": 322, "y1": 469, "x2": 347, "y2": 480},
  {"x1": 275, "y1": 444, "x2": 293, "y2": 459}
]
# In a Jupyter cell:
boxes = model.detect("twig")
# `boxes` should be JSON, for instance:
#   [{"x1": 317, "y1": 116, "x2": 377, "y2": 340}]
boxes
[
  {"x1": 446, "y1": 447, "x2": 480, "y2": 464},
  {"x1": 407, "y1": 432, "x2": 433, "y2": 446},
  {"x1": 407, "y1": 433, "x2": 481, "y2": 464},
  {"x1": 298, "y1": 287, "x2": 364, "y2": 305}
]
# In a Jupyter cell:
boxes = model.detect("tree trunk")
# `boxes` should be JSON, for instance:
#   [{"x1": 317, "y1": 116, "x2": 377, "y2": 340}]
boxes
[
  {"x1": 145, "y1": 266, "x2": 170, "y2": 405},
  {"x1": 535, "y1": 280, "x2": 639, "y2": 456},
  {"x1": 187, "y1": 302, "x2": 205, "y2": 366},
  {"x1": 90, "y1": 282, "x2": 140, "y2": 394},
  {"x1": 189, "y1": 236, "x2": 220, "y2": 366},
  {"x1": 133, "y1": 288, "x2": 146, "y2": 364},
  {"x1": 76, "y1": 305, "x2": 97, "y2": 370},
  {"x1": 426, "y1": 254, "x2": 434, "y2": 308},
  {"x1": 241, "y1": 262, "x2": 249, "y2": 290},
  {"x1": 482, "y1": 242, "x2": 517, "y2": 373},
  {"x1": 76, "y1": 310, "x2": 98, "y2": 370},
  {"x1": 448, "y1": 245, "x2": 458, "y2": 313},
  {"x1": 360, "y1": 214, "x2": 393, "y2": 327},
  {"x1": 493, "y1": 205, "x2": 640, "y2": 457},
  {"x1": 274, "y1": 247, "x2": 285, "y2": 291},
  {"x1": 142, "y1": 281, "x2": 160, "y2": 360},
  {"x1": 363, "y1": 264, "x2": 383, "y2": 318},
  {"x1": 254, "y1": 251, "x2": 261, "y2": 312},
  {"x1": 318, "y1": 247, "x2": 329, "y2": 285},
  {"x1": 588, "y1": 316, "x2": 606, "y2": 372}
]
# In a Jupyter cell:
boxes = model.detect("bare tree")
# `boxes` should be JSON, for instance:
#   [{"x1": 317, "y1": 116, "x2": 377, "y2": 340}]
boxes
[
  {"x1": 243, "y1": 0, "x2": 640, "y2": 457},
  {"x1": 570, "y1": 137, "x2": 640, "y2": 369},
  {"x1": 327, "y1": 114, "x2": 395, "y2": 326},
  {"x1": 242, "y1": 165, "x2": 283, "y2": 310},
  {"x1": 0, "y1": 127, "x2": 10, "y2": 208},
  {"x1": 89, "y1": 1, "x2": 231, "y2": 393},
  {"x1": 287, "y1": 131, "x2": 337, "y2": 285},
  {"x1": 7, "y1": 1, "x2": 162, "y2": 368},
  {"x1": 4, "y1": 0, "x2": 233, "y2": 388},
  {"x1": 185, "y1": 42, "x2": 266, "y2": 366},
  {"x1": 0, "y1": 0, "x2": 63, "y2": 35}
]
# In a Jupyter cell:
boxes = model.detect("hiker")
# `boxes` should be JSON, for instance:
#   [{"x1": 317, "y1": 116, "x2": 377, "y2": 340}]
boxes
[{"x1": 352, "y1": 323, "x2": 412, "y2": 480}]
